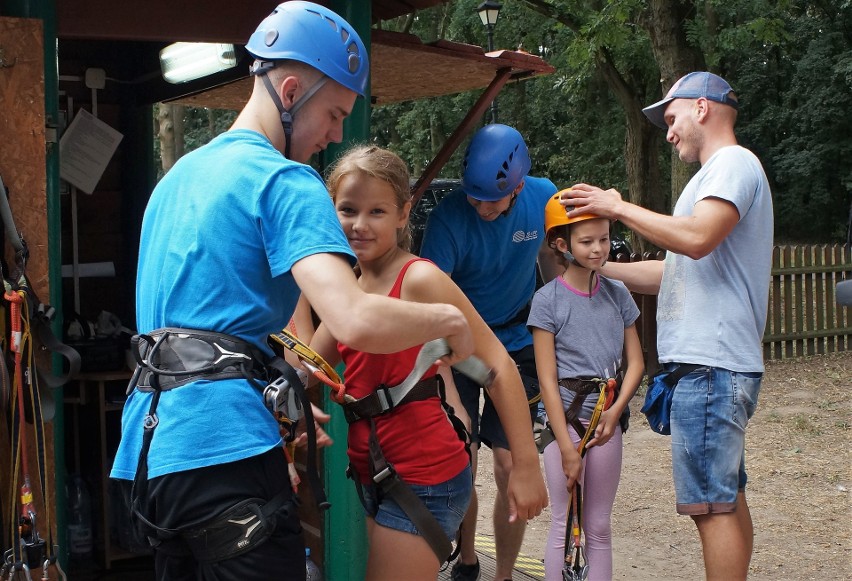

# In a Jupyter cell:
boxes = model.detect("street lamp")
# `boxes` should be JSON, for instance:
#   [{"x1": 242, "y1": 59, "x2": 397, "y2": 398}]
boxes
[{"x1": 476, "y1": 0, "x2": 502, "y2": 123}]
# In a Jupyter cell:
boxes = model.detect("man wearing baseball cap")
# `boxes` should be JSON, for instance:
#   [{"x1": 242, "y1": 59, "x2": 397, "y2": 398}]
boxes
[{"x1": 561, "y1": 71, "x2": 774, "y2": 580}]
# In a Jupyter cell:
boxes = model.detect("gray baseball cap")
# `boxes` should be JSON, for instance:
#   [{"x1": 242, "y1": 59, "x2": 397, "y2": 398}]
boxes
[{"x1": 643, "y1": 71, "x2": 739, "y2": 129}]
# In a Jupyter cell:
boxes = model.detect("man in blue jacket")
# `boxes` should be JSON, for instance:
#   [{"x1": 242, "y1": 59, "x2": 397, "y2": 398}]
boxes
[{"x1": 421, "y1": 124, "x2": 559, "y2": 581}]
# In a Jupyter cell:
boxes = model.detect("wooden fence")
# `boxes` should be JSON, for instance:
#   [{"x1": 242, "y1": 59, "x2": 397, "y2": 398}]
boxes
[
  {"x1": 764, "y1": 244, "x2": 851, "y2": 360},
  {"x1": 616, "y1": 244, "x2": 851, "y2": 369}
]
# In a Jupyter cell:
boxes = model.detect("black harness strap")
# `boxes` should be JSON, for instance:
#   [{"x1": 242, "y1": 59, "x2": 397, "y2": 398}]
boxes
[
  {"x1": 265, "y1": 357, "x2": 329, "y2": 510},
  {"x1": 558, "y1": 377, "x2": 615, "y2": 440},
  {"x1": 367, "y1": 415, "x2": 453, "y2": 561},
  {"x1": 127, "y1": 328, "x2": 328, "y2": 560},
  {"x1": 488, "y1": 301, "x2": 531, "y2": 332},
  {"x1": 343, "y1": 374, "x2": 469, "y2": 564},
  {"x1": 343, "y1": 376, "x2": 440, "y2": 423}
]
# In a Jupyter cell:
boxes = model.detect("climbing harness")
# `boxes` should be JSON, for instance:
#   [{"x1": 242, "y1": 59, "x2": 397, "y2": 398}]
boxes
[
  {"x1": 274, "y1": 333, "x2": 492, "y2": 564},
  {"x1": 0, "y1": 174, "x2": 73, "y2": 580},
  {"x1": 126, "y1": 326, "x2": 328, "y2": 563},
  {"x1": 345, "y1": 339, "x2": 490, "y2": 564},
  {"x1": 558, "y1": 376, "x2": 616, "y2": 581}
]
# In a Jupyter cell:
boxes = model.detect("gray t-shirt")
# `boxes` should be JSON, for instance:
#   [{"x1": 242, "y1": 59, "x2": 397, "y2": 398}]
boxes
[
  {"x1": 657, "y1": 145, "x2": 773, "y2": 372},
  {"x1": 528, "y1": 275, "x2": 640, "y2": 418}
]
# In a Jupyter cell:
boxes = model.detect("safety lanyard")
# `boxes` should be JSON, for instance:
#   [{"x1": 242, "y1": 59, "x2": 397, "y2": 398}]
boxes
[
  {"x1": 562, "y1": 380, "x2": 613, "y2": 581},
  {"x1": 2, "y1": 287, "x2": 65, "y2": 580}
]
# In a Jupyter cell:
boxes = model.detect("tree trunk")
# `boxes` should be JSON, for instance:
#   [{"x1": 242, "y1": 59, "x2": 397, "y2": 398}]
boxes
[
  {"x1": 158, "y1": 104, "x2": 175, "y2": 173},
  {"x1": 642, "y1": 0, "x2": 705, "y2": 207},
  {"x1": 173, "y1": 104, "x2": 185, "y2": 160},
  {"x1": 518, "y1": 0, "x2": 667, "y2": 253},
  {"x1": 595, "y1": 55, "x2": 665, "y2": 255},
  {"x1": 624, "y1": 108, "x2": 664, "y2": 255}
]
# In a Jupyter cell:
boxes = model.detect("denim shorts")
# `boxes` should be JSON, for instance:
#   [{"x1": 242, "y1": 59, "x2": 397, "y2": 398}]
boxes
[
  {"x1": 360, "y1": 465, "x2": 472, "y2": 540},
  {"x1": 667, "y1": 364, "x2": 762, "y2": 516}
]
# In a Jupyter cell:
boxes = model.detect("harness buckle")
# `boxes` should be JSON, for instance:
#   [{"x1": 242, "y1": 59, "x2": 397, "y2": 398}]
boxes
[
  {"x1": 374, "y1": 384, "x2": 395, "y2": 414},
  {"x1": 143, "y1": 414, "x2": 159, "y2": 430},
  {"x1": 372, "y1": 465, "x2": 396, "y2": 485}
]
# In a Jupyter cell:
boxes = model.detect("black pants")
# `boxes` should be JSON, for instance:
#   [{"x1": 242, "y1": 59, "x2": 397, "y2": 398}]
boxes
[
  {"x1": 123, "y1": 448, "x2": 305, "y2": 581},
  {"x1": 454, "y1": 344, "x2": 539, "y2": 449}
]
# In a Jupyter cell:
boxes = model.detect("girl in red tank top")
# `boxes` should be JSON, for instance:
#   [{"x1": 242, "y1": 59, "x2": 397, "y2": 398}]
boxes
[{"x1": 307, "y1": 146, "x2": 547, "y2": 579}]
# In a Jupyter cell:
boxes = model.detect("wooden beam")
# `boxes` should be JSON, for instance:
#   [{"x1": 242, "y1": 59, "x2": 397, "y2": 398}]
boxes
[{"x1": 410, "y1": 67, "x2": 512, "y2": 205}]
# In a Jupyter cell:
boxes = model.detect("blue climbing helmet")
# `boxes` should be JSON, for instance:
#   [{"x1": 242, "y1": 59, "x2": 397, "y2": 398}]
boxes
[
  {"x1": 246, "y1": 1, "x2": 369, "y2": 96},
  {"x1": 461, "y1": 124, "x2": 532, "y2": 202},
  {"x1": 245, "y1": 2, "x2": 369, "y2": 159}
]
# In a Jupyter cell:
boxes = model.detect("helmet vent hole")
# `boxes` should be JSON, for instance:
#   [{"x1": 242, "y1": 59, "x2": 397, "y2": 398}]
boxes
[
  {"x1": 496, "y1": 169, "x2": 508, "y2": 192},
  {"x1": 341, "y1": 28, "x2": 350, "y2": 42}
]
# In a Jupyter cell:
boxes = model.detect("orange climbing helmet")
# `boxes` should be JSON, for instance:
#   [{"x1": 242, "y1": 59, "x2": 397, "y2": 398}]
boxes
[{"x1": 544, "y1": 189, "x2": 601, "y2": 239}]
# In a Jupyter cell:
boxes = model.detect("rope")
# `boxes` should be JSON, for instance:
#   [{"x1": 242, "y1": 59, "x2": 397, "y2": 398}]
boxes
[{"x1": 563, "y1": 377, "x2": 615, "y2": 580}]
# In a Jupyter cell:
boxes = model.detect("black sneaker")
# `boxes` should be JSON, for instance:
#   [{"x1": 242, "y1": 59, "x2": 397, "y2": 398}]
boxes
[{"x1": 450, "y1": 559, "x2": 480, "y2": 581}]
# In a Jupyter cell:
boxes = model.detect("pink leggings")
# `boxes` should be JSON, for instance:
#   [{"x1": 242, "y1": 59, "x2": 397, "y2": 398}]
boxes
[{"x1": 542, "y1": 424, "x2": 623, "y2": 581}]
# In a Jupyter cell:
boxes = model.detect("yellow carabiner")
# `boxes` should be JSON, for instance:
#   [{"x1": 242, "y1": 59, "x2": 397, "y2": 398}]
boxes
[
  {"x1": 577, "y1": 380, "x2": 608, "y2": 455},
  {"x1": 268, "y1": 329, "x2": 342, "y2": 384}
]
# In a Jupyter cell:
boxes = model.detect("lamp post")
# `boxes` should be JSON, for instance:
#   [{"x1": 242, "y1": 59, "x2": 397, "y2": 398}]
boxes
[{"x1": 476, "y1": 0, "x2": 502, "y2": 124}]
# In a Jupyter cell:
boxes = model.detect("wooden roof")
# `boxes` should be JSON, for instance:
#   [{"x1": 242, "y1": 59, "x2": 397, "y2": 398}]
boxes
[
  {"x1": 166, "y1": 29, "x2": 555, "y2": 109},
  {"x1": 55, "y1": 0, "x2": 554, "y2": 109}
]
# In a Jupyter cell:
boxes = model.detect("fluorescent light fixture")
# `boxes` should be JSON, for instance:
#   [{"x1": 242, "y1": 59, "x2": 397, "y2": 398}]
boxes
[{"x1": 160, "y1": 42, "x2": 237, "y2": 84}]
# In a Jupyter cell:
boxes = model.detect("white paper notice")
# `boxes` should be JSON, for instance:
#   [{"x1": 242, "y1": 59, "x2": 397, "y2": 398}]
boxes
[{"x1": 59, "y1": 108, "x2": 124, "y2": 194}]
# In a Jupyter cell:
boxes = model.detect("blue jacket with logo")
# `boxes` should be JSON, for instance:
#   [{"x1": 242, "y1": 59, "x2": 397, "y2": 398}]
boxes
[{"x1": 420, "y1": 176, "x2": 557, "y2": 352}]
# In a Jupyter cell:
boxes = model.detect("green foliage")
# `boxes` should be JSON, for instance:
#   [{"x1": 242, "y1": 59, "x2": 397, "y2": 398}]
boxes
[
  {"x1": 182, "y1": 107, "x2": 236, "y2": 154},
  {"x1": 153, "y1": 104, "x2": 236, "y2": 181},
  {"x1": 713, "y1": 0, "x2": 852, "y2": 241},
  {"x1": 151, "y1": 0, "x2": 852, "y2": 242},
  {"x1": 371, "y1": 0, "x2": 642, "y2": 192}
]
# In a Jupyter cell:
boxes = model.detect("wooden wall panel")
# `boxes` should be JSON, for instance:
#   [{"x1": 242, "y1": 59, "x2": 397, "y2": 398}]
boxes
[{"x1": 0, "y1": 17, "x2": 49, "y2": 297}]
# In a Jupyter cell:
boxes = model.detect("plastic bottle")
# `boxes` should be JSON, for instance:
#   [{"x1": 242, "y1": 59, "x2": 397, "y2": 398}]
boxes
[
  {"x1": 305, "y1": 547, "x2": 323, "y2": 581},
  {"x1": 66, "y1": 474, "x2": 94, "y2": 560}
]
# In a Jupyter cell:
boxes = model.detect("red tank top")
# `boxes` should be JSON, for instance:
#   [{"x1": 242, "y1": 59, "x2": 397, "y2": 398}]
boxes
[{"x1": 338, "y1": 258, "x2": 469, "y2": 485}]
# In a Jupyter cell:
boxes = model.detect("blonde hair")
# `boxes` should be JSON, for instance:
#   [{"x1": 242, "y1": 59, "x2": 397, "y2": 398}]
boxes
[{"x1": 326, "y1": 145, "x2": 414, "y2": 251}]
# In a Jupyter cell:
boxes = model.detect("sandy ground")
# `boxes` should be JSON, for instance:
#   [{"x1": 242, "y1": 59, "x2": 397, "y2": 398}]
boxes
[{"x1": 472, "y1": 351, "x2": 851, "y2": 580}]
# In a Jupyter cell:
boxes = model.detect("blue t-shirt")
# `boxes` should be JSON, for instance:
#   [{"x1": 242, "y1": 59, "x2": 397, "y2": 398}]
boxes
[
  {"x1": 419, "y1": 176, "x2": 557, "y2": 352},
  {"x1": 657, "y1": 146, "x2": 773, "y2": 372},
  {"x1": 110, "y1": 130, "x2": 355, "y2": 480}
]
